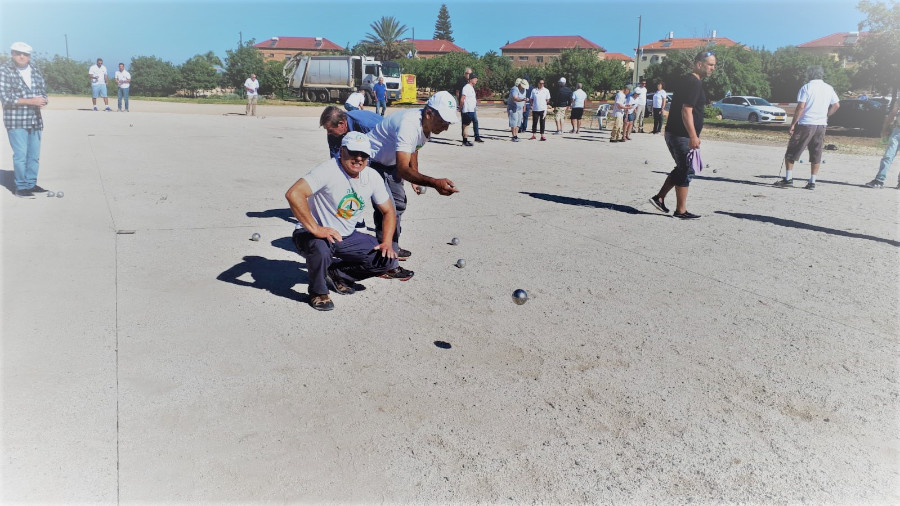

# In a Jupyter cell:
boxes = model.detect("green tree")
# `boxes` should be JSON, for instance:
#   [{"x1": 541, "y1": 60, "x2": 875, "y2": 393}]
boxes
[
  {"x1": 129, "y1": 55, "x2": 179, "y2": 96},
  {"x1": 180, "y1": 54, "x2": 219, "y2": 97},
  {"x1": 224, "y1": 39, "x2": 265, "y2": 93},
  {"x1": 854, "y1": 0, "x2": 900, "y2": 98},
  {"x1": 360, "y1": 16, "x2": 413, "y2": 61},
  {"x1": 763, "y1": 46, "x2": 852, "y2": 101},
  {"x1": 479, "y1": 50, "x2": 514, "y2": 96},
  {"x1": 704, "y1": 45, "x2": 770, "y2": 100},
  {"x1": 544, "y1": 48, "x2": 629, "y2": 97},
  {"x1": 258, "y1": 59, "x2": 287, "y2": 97},
  {"x1": 433, "y1": 4, "x2": 454, "y2": 42},
  {"x1": 38, "y1": 55, "x2": 91, "y2": 94}
]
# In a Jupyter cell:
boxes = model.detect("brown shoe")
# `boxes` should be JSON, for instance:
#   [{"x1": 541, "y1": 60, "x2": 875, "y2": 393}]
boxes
[{"x1": 309, "y1": 294, "x2": 334, "y2": 311}]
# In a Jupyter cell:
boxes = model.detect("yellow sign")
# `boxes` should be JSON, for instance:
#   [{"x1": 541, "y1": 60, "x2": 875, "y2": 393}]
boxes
[{"x1": 395, "y1": 74, "x2": 418, "y2": 104}]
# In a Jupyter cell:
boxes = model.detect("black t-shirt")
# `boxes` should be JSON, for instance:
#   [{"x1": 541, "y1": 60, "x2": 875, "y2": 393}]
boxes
[
  {"x1": 554, "y1": 86, "x2": 572, "y2": 107},
  {"x1": 665, "y1": 74, "x2": 706, "y2": 138},
  {"x1": 454, "y1": 76, "x2": 469, "y2": 98}
]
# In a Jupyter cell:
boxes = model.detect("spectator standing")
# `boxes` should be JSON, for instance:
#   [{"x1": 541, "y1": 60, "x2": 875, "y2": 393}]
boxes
[
  {"x1": 459, "y1": 73, "x2": 483, "y2": 146},
  {"x1": 507, "y1": 78, "x2": 528, "y2": 141},
  {"x1": 773, "y1": 65, "x2": 840, "y2": 190},
  {"x1": 88, "y1": 58, "x2": 111, "y2": 111},
  {"x1": 569, "y1": 83, "x2": 587, "y2": 133},
  {"x1": 864, "y1": 101, "x2": 900, "y2": 189},
  {"x1": 520, "y1": 79, "x2": 532, "y2": 133},
  {"x1": 1, "y1": 42, "x2": 50, "y2": 198},
  {"x1": 373, "y1": 76, "x2": 387, "y2": 116},
  {"x1": 623, "y1": 92, "x2": 637, "y2": 140},
  {"x1": 244, "y1": 74, "x2": 259, "y2": 116},
  {"x1": 115, "y1": 63, "x2": 131, "y2": 112},
  {"x1": 651, "y1": 81, "x2": 667, "y2": 134},
  {"x1": 553, "y1": 77, "x2": 572, "y2": 134},
  {"x1": 454, "y1": 67, "x2": 472, "y2": 104},
  {"x1": 610, "y1": 85, "x2": 631, "y2": 142},
  {"x1": 648, "y1": 50, "x2": 717, "y2": 219},
  {"x1": 344, "y1": 87, "x2": 365, "y2": 111},
  {"x1": 529, "y1": 79, "x2": 551, "y2": 141},
  {"x1": 632, "y1": 79, "x2": 648, "y2": 133}
]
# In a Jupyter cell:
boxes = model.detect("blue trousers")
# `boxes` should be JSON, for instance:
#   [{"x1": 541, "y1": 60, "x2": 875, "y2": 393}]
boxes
[
  {"x1": 292, "y1": 229, "x2": 397, "y2": 296},
  {"x1": 376, "y1": 99, "x2": 386, "y2": 116},
  {"x1": 874, "y1": 126, "x2": 900, "y2": 183},
  {"x1": 118, "y1": 87, "x2": 130, "y2": 111},
  {"x1": 371, "y1": 161, "x2": 406, "y2": 253},
  {"x1": 7, "y1": 128, "x2": 42, "y2": 191}
]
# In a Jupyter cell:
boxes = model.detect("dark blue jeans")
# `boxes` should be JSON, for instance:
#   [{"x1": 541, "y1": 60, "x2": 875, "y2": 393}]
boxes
[
  {"x1": 462, "y1": 111, "x2": 480, "y2": 139},
  {"x1": 293, "y1": 229, "x2": 397, "y2": 296},
  {"x1": 664, "y1": 132, "x2": 694, "y2": 187}
]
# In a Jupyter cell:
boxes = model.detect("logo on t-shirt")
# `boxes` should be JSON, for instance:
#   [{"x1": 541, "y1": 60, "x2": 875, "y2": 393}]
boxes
[{"x1": 335, "y1": 189, "x2": 364, "y2": 219}]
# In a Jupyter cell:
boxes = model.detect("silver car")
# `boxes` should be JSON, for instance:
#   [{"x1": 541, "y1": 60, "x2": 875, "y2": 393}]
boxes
[{"x1": 713, "y1": 96, "x2": 786, "y2": 123}]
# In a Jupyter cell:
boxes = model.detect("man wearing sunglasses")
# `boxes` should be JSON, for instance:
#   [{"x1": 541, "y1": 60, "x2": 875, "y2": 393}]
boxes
[
  {"x1": 366, "y1": 91, "x2": 460, "y2": 279},
  {"x1": 286, "y1": 132, "x2": 399, "y2": 311},
  {"x1": 1, "y1": 42, "x2": 49, "y2": 199},
  {"x1": 649, "y1": 50, "x2": 716, "y2": 219}
]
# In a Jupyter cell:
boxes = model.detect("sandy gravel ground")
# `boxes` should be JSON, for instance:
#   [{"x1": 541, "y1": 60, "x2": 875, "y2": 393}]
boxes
[{"x1": 2, "y1": 97, "x2": 898, "y2": 504}]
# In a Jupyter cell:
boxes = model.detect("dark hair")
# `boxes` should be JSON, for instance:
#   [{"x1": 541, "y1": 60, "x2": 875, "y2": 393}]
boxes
[
  {"x1": 657, "y1": 81, "x2": 665, "y2": 87},
  {"x1": 118, "y1": 62, "x2": 125, "y2": 66},
  {"x1": 319, "y1": 105, "x2": 347, "y2": 127},
  {"x1": 694, "y1": 50, "x2": 715, "y2": 62}
]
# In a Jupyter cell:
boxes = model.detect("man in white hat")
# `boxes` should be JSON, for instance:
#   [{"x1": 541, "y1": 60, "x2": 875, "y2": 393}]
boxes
[
  {"x1": 285, "y1": 131, "x2": 400, "y2": 311},
  {"x1": 0, "y1": 42, "x2": 50, "y2": 198},
  {"x1": 553, "y1": 77, "x2": 572, "y2": 134},
  {"x1": 88, "y1": 57, "x2": 111, "y2": 111},
  {"x1": 366, "y1": 90, "x2": 460, "y2": 279}
]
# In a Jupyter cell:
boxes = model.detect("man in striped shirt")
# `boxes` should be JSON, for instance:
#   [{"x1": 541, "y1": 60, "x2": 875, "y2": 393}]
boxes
[{"x1": 0, "y1": 42, "x2": 49, "y2": 198}]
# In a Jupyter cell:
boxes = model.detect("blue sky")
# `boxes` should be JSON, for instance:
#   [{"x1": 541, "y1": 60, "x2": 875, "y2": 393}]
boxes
[{"x1": 2, "y1": 0, "x2": 864, "y2": 68}]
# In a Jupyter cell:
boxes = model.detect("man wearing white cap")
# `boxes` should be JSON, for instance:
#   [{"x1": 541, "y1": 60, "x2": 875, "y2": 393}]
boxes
[
  {"x1": 285, "y1": 131, "x2": 400, "y2": 311},
  {"x1": 366, "y1": 90, "x2": 460, "y2": 279},
  {"x1": 0, "y1": 42, "x2": 49, "y2": 198},
  {"x1": 552, "y1": 77, "x2": 572, "y2": 134},
  {"x1": 88, "y1": 58, "x2": 111, "y2": 111}
]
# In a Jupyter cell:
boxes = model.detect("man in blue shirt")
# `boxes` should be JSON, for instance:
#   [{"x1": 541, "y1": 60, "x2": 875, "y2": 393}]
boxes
[
  {"x1": 320, "y1": 105, "x2": 383, "y2": 158},
  {"x1": 373, "y1": 76, "x2": 387, "y2": 116}
]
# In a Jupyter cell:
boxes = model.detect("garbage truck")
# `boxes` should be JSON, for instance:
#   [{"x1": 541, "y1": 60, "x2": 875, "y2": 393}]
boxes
[{"x1": 283, "y1": 55, "x2": 402, "y2": 105}]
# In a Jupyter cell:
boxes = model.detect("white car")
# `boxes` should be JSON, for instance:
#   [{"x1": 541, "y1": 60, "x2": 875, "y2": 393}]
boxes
[{"x1": 712, "y1": 96, "x2": 786, "y2": 123}]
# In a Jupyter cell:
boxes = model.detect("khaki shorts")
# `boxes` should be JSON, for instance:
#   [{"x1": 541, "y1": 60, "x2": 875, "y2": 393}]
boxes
[
  {"x1": 555, "y1": 108, "x2": 567, "y2": 121},
  {"x1": 786, "y1": 124, "x2": 826, "y2": 164}
]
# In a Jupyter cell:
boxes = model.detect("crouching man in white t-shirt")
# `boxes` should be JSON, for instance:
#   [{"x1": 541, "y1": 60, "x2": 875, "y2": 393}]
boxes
[{"x1": 285, "y1": 132, "x2": 399, "y2": 311}]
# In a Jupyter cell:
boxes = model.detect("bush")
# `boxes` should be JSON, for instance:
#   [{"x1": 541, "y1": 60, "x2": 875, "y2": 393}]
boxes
[{"x1": 705, "y1": 106, "x2": 722, "y2": 119}]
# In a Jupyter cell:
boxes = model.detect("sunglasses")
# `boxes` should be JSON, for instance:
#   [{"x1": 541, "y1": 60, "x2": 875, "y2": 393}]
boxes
[
  {"x1": 695, "y1": 51, "x2": 716, "y2": 61},
  {"x1": 345, "y1": 150, "x2": 369, "y2": 160},
  {"x1": 11, "y1": 50, "x2": 30, "y2": 57}
]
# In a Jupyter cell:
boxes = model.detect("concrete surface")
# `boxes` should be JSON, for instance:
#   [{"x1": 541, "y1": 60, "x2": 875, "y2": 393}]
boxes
[{"x1": 2, "y1": 97, "x2": 898, "y2": 504}]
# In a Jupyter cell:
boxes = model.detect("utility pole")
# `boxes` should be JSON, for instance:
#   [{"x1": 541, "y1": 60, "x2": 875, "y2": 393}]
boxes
[
  {"x1": 634, "y1": 15, "x2": 642, "y2": 85},
  {"x1": 64, "y1": 34, "x2": 69, "y2": 60},
  {"x1": 239, "y1": 31, "x2": 243, "y2": 46}
]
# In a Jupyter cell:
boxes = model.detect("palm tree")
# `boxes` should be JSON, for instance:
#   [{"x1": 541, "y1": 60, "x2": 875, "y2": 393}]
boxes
[{"x1": 361, "y1": 16, "x2": 412, "y2": 60}]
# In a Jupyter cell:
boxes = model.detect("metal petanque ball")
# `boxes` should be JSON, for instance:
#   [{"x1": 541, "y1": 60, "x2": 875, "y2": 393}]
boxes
[
  {"x1": 56, "y1": 191, "x2": 64, "y2": 198},
  {"x1": 512, "y1": 289, "x2": 529, "y2": 305},
  {"x1": 419, "y1": 186, "x2": 426, "y2": 194},
  {"x1": 450, "y1": 237, "x2": 459, "y2": 246},
  {"x1": 47, "y1": 191, "x2": 55, "y2": 197},
  {"x1": 250, "y1": 233, "x2": 261, "y2": 241},
  {"x1": 455, "y1": 258, "x2": 466, "y2": 268}
]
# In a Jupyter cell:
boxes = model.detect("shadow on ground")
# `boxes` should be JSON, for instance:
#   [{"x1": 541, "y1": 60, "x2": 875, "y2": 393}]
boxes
[
  {"x1": 247, "y1": 208, "x2": 297, "y2": 224},
  {"x1": 217, "y1": 255, "x2": 309, "y2": 302},
  {"x1": 715, "y1": 211, "x2": 900, "y2": 247},
  {"x1": 521, "y1": 192, "x2": 655, "y2": 215}
]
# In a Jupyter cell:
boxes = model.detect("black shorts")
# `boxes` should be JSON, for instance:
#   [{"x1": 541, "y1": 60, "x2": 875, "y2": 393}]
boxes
[
  {"x1": 570, "y1": 107, "x2": 584, "y2": 120},
  {"x1": 461, "y1": 112, "x2": 475, "y2": 126}
]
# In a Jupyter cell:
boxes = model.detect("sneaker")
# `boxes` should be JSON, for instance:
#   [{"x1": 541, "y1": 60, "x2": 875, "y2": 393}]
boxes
[
  {"x1": 773, "y1": 178, "x2": 794, "y2": 188},
  {"x1": 326, "y1": 268, "x2": 356, "y2": 295},
  {"x1": 609, "y1": 139, "x2": 617, "y2": 143},
  {"x1": 530, "y1": 135, "x2": 536, "y2": 140},
  {"x1": 512, "y1": 137, "x2": 520, "y2": 142},
  {"x1": 864, "y1": 179, "x2": 884, "y2": 188},
  {"x1": 93, "y1": 106, "x2": 98, "y2": 111},
  {"x1": 804, "y1": 182, "x2": 816, "y2": 190},
  {"x1": 540, "y1": 137, "x2": 547, "y2": 141},
  {"x1": 379, "y1": 266, "x2": 414, "y2": 281},
  {"x1": 104, "y1": 107, "x2": 112, "y2": 111},
  {"x1": 474, "y1": 137, "x2": 484, "y2": 143},
  {"x1": 397, "y1": 248, "x2": 412, "y2": 261},
  {"x1": 462, "y1": 140, "x2": 474, "y2": 147},
  {"x1": 28, "y1": 184, "x2": 49, "y2": 193},
  {"x1": 309, "y1": 294, "x2": 334, "y2": 311},
  {"x1": 15, "y1": 189, "x2": 36, "y2": 199},
  {"x1": 896, "y1": 182, "x2": 900, "y2": 190},
  {"x1": 673, "y1": 211, "x2": 701, "y2": 219},
  {"x1": 649, "y1": 195, "x2": 669, "y2": 214}
]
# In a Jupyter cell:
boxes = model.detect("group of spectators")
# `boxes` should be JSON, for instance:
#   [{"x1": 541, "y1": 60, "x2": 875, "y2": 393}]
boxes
[{"x1": 504, "y1": 76, "x2": 589, "y2": 142}]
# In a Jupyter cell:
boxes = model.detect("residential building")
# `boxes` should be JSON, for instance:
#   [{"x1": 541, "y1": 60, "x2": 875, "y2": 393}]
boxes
[
  {"x1": 253, "y1": 36, "x2": 343, "y2": 62},
  {"x1": 639, "y1": 31, "x2": 741, "y2": 66},
  {"x1": 797, "y1": 31, "x2": 868, "y2": 68},
  {"x1": 500, "y1": 36, "x2": 606, "y2": 67},
  {"x1": 402, "y1": 39, "x2": 467, "y2": 58},
  {"x1": 604, "y1": 52, "x2": 635, "y2": 72}
]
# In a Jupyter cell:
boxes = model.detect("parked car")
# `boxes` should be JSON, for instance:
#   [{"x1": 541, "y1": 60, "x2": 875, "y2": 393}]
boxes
[
  {"x1": 644, "y1": 91, "x2": 673, "y2": 115},
  {"x1": 712, "y1": 96, "x2": 786, "y2": 123},
  {"x1": 828, "y1": 99, "x2": 887, "y2": 135}
]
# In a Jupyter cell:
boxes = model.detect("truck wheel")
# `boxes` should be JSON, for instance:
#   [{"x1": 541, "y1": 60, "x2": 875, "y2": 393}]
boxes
[
  {"x1": 364, "y1": 92, "x2": 374, "y2": 106},
  {"x1": 304, "y1": 90, "x2": 317, "y2": 102},
  {"x1": 317, "y1": 90, "x2": 330, "y2": 103}
]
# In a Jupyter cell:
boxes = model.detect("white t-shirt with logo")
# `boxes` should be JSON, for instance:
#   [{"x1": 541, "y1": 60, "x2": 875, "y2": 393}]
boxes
[
  {"x1": 571, "y1": 89, "x2": 587, "y2": 108},
  {"x1": 296, "y1": 158, "x2": 390, "y2": 237},
  {"x1": 244, "y1": 78, "x2": 259, "y2": 96},
  {"x1": 89, "y1": 64, "x2": 107, "y2": 85},
  {"x1": 653, "y1": 89, "x2": 667, "y2": 108},
  {"x1": 368, "y1": 108, "x2": 427, "y2": 166},
  {"x1": 797, "y1": 80, "x2": 840, "y2": 126},
  {"x1": 115, "y1": 70, "x2": 131, "y2": 89},
  {"x1": 461, "y1": 83, "x2": 477, "y2": 113},
  {"x1": 633, "y1": 85, "x2": 647, "y2": 106},
  {"x1": 345, "y1": 91, "x2": 365, "y2": 108},
  {"x1": 530, "y1": 87, "x2": 551, "y2": 112}
]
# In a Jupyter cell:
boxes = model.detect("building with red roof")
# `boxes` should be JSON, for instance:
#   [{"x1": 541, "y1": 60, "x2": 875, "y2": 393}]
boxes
[
  {"x1": 639, "y1": 31, "x2": 741, "y2": 66},
  {"x1": 500, "y1": 36, "x2": 606, "y2": 67},
  {"x1": 402, "y1": 39, "x2": 467, "y2": 58},
  {"x1": 604, "y1": 52, "x2": 635, "y2": 72},
  {"x1": 798, "y1": 31, "x2": 867, "y2": 68},
  {"x1": 253, "y1": 36, "x2": 343, "y2": 62}
]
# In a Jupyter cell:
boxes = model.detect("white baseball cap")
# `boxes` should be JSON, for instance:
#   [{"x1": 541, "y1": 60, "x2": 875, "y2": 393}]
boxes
[
  {"x1": 341, "y1": 131, "x2": 372, "y2": 157},
  {"x1": 426, "y1": 91, "x2": 460, "y2": 124},
  {"x1": 559, "y1": 77, "x2": 566, "y2": 84},
  {"x1": 10, "y1": 42, "x2": 32, "y2": 54}
]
